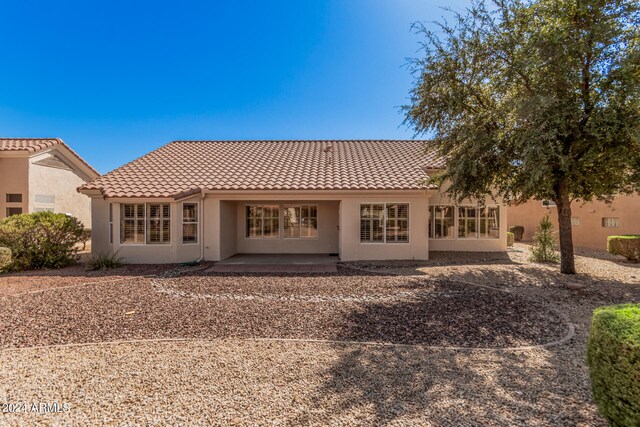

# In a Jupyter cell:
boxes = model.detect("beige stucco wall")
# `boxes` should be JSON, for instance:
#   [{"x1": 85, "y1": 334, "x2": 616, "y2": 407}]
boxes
[
  {"x1": 91, "y1": 197, "x2": 202, "y2": 264},
  {"x1": 28, "y1": 151, "x2": 93, "y2": 228},
  {"x1": 0, "y1": 156, "x2": 29, "y2": 219},
  {"x1": 339, "y1": 195, "x2": 430, "y2": 261},
  {"x1": 508, "y1": 195, "x2": 640, "y2": 250},
  {"x1": 427, "y1": 190, "x2": 508, "y2": 252},
  {"x1": 220, "y1": 200, "x2": 238, "y2": 259},
  {"x1": 234, "y1": 200, "x2": 340, "y2": 255}
]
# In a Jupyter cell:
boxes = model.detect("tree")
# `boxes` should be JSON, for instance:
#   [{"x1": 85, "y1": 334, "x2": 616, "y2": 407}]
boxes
[
  {"x1": 530, "y1": 214, "x2": 560, "y2": 263},
  {"x1": 404, "y1": 0, "x2": 640, "y2": 274}
]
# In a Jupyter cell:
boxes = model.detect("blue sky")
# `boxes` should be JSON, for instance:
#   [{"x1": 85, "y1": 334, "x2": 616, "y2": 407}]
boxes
[{"x1": 0, "y1": 0, "x2": 469, "y2": 173}]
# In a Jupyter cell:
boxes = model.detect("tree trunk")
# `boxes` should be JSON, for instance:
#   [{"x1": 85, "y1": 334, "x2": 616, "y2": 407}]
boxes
[{"x1": 555, "y1": 183, "x2": 576, "y2": 274}]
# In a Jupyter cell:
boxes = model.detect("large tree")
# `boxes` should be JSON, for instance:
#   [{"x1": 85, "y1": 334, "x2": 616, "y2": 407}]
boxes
[{"x1": 405, "y1": 0, "x2": 640, "y2": 273}]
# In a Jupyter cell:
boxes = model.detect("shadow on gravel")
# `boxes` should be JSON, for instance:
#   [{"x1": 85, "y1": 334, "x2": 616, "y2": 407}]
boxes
[{"x1": 295, "y1": 343, "x2": 605, "y2": 426}]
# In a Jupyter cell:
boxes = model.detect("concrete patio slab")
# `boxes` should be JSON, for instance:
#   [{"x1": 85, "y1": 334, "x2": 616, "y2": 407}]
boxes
[{"x1": 206, "y1": 254, "x2": 339, "y2": 273}]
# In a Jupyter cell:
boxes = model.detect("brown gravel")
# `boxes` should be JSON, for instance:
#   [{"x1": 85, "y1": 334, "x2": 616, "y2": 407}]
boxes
[
  {"x1": 0, "y1": 271, "x2": 567, "y2": 349},
  {"x1": 1, "y1": 247, "x2": 639, "y2": 426}
]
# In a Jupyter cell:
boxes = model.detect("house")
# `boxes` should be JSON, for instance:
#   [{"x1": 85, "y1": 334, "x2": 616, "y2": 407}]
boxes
[
  {"x1": 78, "y1": 140, "x2": 507, "y2": 263},
  {"x1": 0, "y1": 138, "x2": 99, "y2": 227},
  {"x1": 508, "y1": 195, "x2": 640, "y2": 251}
]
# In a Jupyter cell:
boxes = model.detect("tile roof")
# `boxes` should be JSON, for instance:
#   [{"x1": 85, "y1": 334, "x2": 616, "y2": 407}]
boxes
[
  {"x1": 0, "y1": 138, "x2": 99, "y2": 177},
  {"x1": 79, "y1": 140, "x2": 445, "y2": 198}
]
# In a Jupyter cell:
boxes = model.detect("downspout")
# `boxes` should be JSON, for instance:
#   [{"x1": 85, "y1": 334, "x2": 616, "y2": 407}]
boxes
[{"x1": 197, "y1": 193, "x2": 206, "y2": 262}]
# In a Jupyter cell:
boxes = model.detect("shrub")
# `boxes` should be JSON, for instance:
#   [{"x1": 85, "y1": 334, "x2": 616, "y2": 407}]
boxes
[
  {"x1": 509, "y1": 225, "x2": 525, "y2": 242},
  {"x1": 607, "y1": 235, "x2": 640, "y2": 262},
  {"x1": 530, "y1": 214, "x2": 560, "y2": 263},
  {"x1": 506, "y1": 232, "x2": 515, "y2": 247},
  {"x1": 0, "y1": 247, "x2": 11, "y2": 272},
  {"x1": 86, "y1": 251, "x2": 125, "y2": 271},
  {"x1": 0, "y1": 212, "x2": 85, "y2": 270},
  {"x1": 587, "y1": 304, "x2": 640, "y2": 426}
]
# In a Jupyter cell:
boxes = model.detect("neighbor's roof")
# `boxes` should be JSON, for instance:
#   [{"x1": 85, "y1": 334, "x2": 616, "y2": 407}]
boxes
[
  {"x1": 79, "y1": 140, "x2": 445, "y2": 198},
  {"x1": 0, "y1": 138, "x2": 99, "y2": 177}
]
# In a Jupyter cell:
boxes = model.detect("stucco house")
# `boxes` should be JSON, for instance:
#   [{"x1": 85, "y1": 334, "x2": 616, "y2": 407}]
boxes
[
  {"x1": 78, "y1": 140, "x2": 507, "y2": 263},
  {"x1": 508, "y1": 195, "x2": 640, "y2": 251},
  {"x1": 0, "y1": 138, "x2": 99, "y2": 227}
]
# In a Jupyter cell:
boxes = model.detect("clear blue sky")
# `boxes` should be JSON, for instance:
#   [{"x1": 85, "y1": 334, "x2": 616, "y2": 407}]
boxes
[{"x1": 0, "y1": 0, "x2": 469, "y2": 173}]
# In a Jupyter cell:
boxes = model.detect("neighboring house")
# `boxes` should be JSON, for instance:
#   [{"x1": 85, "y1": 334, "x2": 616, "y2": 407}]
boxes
[
  {"x1": 78, "y1": 140, "x2": 508, "y2": 263},
  {"x1": 0, "y1": 138, "x2": 100, "y2": 227},
  {"x1": 508, "y1": 195, "x2": 640, "y2": 251}
]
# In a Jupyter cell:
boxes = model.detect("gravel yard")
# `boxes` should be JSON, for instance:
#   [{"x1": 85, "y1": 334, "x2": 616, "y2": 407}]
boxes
[{"x1": 1, "y1": 245, "x2": 639, "y2": 426}]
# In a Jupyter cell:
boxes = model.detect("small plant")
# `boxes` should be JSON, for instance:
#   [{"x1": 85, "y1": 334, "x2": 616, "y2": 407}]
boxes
[
  {"x1": 530, "y1": 215, "x2": 559, "y2": 263},
  {"x1": 506, "y1": 232, "x2": 515, "y2": 247},
  {"x1": 509, "y1": 225, "x2": 524, "y2": 242},
  {"x1": 587, "y1": 304, "x2": 640, "y2": 426},
  {"x1": 0, "y1": 247, "x2": 11, "y2": 272},
  {"x1": 607, "y1": 235, "x2": 640, "y2": 262},
  {"x1": 86, "y1": 251, "x2": 125, "y2": 271},
  {"x1": 0, "y1": 212, "x2": 85, "y2": 270}
]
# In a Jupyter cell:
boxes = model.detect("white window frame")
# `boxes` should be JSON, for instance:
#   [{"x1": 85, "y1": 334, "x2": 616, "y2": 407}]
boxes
[
  {"x1": 109, "y1": 203, "x2": 113, "y2": 244},
  {"x1": 245, "y1": 204, "x2": 280, "y2": 239},
  {"x1": 429, "y1": 204, "x2": 501, "y2": 240},
  {"x1": 120, "y1": 203, "x2": 171, "y2": 245},
  {"x1": 182, "y1": 202, "x2": 199, "y2": 244},
  {"x1": 360, "y1": 203, "x2": 410, "y2": 244},
  {"x1": 602, "y1": 217, "x2": 620, "y2": 228},
  {"x1": 283, "y1": 204, "x2": 319, "y2": 239}
]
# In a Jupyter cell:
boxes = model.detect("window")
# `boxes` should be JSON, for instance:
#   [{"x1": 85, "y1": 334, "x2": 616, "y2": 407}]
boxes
[
  {"x1": 109, "y1": 203, "x2": 113, "y2": 244},
  {"x1": 571, "y1": 217, "x2": 580, "y2": 226},
  {"x1": 246, "y1": 205, "x2": 279, "y2": 238},
  {"x1": 429, "y1": 204, "x2": 500, "y2": 239},
  {"x1": 34, "y1": 207, "x2": 54, "y2": 212},
  {"x1": 386, "y1": 204, "x2": 409, "y2": 242},
  {"x1": 6, "y1": 207, "x2": 22, "y2": 217},
  {"x1": 430, "y1": 206, "x2": 454, "y2": 239},
  {"x1": 360, "y1": 204, "x2": 384, "y2": 242},
  {"x1": 6, "y1": 194, "x2": 22, "y2": 203},
  {"x1": 147, "y1": 204, "x2": 171, "y2": 244},
  {"x1": 602, "y1": 217, "x2": 620, "y2": 228},
  {"x1": 542, "y1": 200, "x2": 556, "y2": 207},
  {"x1": 121, "y1": 204, "x2": 145, "y2": 243},
  {"x1": 360, "y1": 203, "x2": 409, "y2": 243},
  {"x1": 479, "y1": 206, "x2": 500, "y2": 238},
  {"x1": 458, "y1": 206, "x2": 478, "y2": 238},
  {"x1": 182, "y1": 203, "x2": 198, "y2": 243},
  {"x1": 284, "y1": 205, "x2": 318, "y2": 239}
]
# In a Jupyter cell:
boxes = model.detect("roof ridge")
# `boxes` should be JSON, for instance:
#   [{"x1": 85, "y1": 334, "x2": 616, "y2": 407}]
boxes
[{"x1": 169, "y1": 139, "x2": 429, "y2": 143}]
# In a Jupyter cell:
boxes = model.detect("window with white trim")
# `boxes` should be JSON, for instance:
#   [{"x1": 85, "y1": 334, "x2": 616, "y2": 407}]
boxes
[
  {"x1": 571, "y1": 217, "x2": 580, "y2": 226},
  {"x1": 284, "y1": 205, "x2": 318, "y2": 239},
  {"x1": 120, "y1": 203, "x2": 171, "y2": 244},
  {"x1": 147, "y1": 204, "x2": 171, "y2": 244},
  {"x1": 246, "y1": 205, "x2": 279, "y2": 238},
  {"x1": 385, "y1": 203, "x2": 409, "y2": 242},
  {"x1": 458, "y1": 206, "x2": 478, "y2": 238},
  {"x1": 602, "y1": 217, "x2": 620, "y2": 228},
  {"x1": 479, "y1": 206, "x2": 500, "y2": 239},
  {"x1": 121, "y1": 204, "x2": 145, "y2": 243},
  {"x1": 182, "y1": 203, "x2": 198, "y2": 243},
  {"x1": 360, "y1": 203, "x2": 409, "y2": 243},
  {"x1": 430, "y1": 205, "x2": 454, "y2": 239}
]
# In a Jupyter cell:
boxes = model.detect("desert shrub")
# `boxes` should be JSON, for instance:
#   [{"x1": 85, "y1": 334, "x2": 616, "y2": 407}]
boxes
[
  {"x1": 506, "y1": 232, "x2": 515, "y2": 247},
  {"x1": 86, "y1": 251, "x2": 125, "y2": 271},
  {"x1": 509, "y1": 225, "x2": 524, "y2": 242},
  {"x1": 0, "y1": 247, "x2": 11, "y2": 272},
  {"x1": 607, "y1": 235, "x2": 640, "y2": 262},
  {"x1": 0, "y1": 212, "x2": 85, "y2": 270},
  {"x1": 530, "y1": 214, "x2": 559, "y2": 263},
  {"x1": 587, "y1": 304, "x2": 640, "y2": 426}
]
